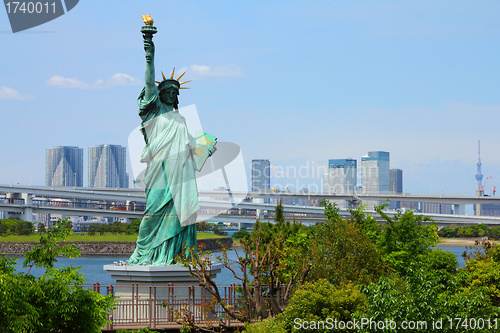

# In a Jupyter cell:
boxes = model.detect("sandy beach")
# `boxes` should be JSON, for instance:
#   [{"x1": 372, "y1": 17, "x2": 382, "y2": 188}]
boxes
[{"x1": 438, "y1": 238, "x2": 499, "y2": 246}]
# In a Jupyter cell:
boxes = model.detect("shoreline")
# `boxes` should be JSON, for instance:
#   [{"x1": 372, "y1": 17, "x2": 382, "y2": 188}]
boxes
[
  {"x1": 0, "y1": 238, "x2": 233, "y2": 256},
  {"x1": 437, "y1": 237, "x2": 499, "y2": 246}
]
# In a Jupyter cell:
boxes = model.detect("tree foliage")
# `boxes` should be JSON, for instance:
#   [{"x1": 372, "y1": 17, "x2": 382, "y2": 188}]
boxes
[
  {"x1": 87, "y1": 219, "x2": 140, "y2": 236},
  {"x1": 182, "y1": 200, "x2": 500, "y2": 332},
  {"x1": 0, "y1": 217, "x2": 115, "y2": 332},
  {"x1": 0, "y1": 218, "x2": 34, "y2": 236},
  {"x1": 375, "y1": 204, "x2": 439, "y2": 275},
  {"x1": 306, "y1": 200, "x2": 386, "y2": 285}
]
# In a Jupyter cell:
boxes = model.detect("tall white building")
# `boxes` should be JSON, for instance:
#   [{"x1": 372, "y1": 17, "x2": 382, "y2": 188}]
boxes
[
  {"x1": 46, "y1": 146, "x2": 83, "y2": 187},
  {"x1": 89, "y1": 145, "x2": 128, "y2": 188},
  {"x1": 361, "y1": 151, "x2": 390, "y2": 209}
]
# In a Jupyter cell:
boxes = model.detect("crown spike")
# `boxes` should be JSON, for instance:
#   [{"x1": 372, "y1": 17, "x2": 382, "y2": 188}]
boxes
[
  {"x1": 161, "y1": 71, "x2": 166, "y2": 80},
  {"x1": 177, "y1": 71, "x2": 186, "y2": 81},
  {"x1": 179, "y1": 80, "x2": 191, "y2": 85},
  {"x1": 179, "y1": 87, "x2": 190, "y2": 89},
  {"x1": 170, "y1": 68, "x2": 175, "y2": 79},
  {"x1": 155, "y1": 81, "x2": 161, "y2": 84}
]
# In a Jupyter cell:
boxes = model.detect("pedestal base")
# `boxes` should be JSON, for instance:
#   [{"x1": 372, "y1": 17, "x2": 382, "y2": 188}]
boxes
[
  {"x1": 103, "y1": 263, "x2": 224, "y2": 327},
  {"x1": 104, "y1": 263, "x2": 222, "y2": 298}
]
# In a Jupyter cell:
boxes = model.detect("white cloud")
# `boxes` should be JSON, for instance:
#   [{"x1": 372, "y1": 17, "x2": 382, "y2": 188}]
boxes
[
  {"x1": 0, "y1": 86, "x2": 34, "y2": 100},
  {"x1": 46, "y1": 75, "x2": 90, "y2": 89},
  {"x1": 189, "y1": 64, "x2": 244, "y2": 78},
  {"x1": 46, "y1": 73, "x2": 142, "y2": 89},
  {"x1": 107, "y1": 73, "x2": 142, "y2": 86}
]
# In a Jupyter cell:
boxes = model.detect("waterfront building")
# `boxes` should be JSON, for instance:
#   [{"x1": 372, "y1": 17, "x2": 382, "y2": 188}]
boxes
[
  {"x1": 361, "y1": 151, "x2": 390, "y2": 209},
  {"x1": 89, "y1": 145, "x2": 129, "y2": 188},
  {"x1": 389, "y1": 168, "x2": 403, "y2": 210},
  {"x1": 45, "y1": 146, "x2": 83, "y2": 187}
]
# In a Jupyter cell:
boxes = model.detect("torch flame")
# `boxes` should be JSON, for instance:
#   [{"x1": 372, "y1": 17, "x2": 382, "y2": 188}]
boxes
[{"x1": 142, "y1": 14, "x2": 154, "y2": 24}]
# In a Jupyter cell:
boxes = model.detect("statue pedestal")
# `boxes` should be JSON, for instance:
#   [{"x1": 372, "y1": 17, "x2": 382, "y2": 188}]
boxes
[
  {"x1": 103, "y1": 263, "x2": 224, "y2": 327},
  {"x1": 104, "y1": 263, "x2": 222, "y2": 298}
]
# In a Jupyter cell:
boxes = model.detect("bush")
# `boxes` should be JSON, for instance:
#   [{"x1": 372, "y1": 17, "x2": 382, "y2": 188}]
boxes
[
  {"x1": 243, "y1": 316, "x2": 287, "y2": 333},
  {"x1": 232, "y1": 229, "x2": 250, "y2": 239},
  {"x1": 280, "y1": 279, "x2": 368, "y2": 333}
]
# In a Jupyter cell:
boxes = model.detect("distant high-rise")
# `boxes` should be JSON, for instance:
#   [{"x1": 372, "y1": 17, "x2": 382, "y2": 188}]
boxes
[
  {"x1": 389, "y1": 168, "x2": 403, "y2": 209},
  {"x1": 361, "y1": 151, "x2": 390, "y2": 208},
  {"x1": 324, "y1": 159, "x2": 357, "y2": 195},
  {"x1": 324, "y1": 158, "x2": 357, "y2": 209},
  {"x1": 361, "y1": 151, "x2": 390, "y2": 193},
  {"x1": 46, "y1": 146, "x2": 83, "y2": 187},
  {"x1": 251, "y1": 159, "x2": 270, "y2": 192},
  {"x1": 390, "y1": 169, "x2": 403, "y2": 193},
  {"x1": 89, "y1": 145, "x2": 128, "y2": 188}
]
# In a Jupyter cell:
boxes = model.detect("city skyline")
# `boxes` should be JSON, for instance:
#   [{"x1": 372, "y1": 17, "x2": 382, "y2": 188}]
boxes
[{"x1": 1, "y1": 1, "x2": 500, "y2": 195}]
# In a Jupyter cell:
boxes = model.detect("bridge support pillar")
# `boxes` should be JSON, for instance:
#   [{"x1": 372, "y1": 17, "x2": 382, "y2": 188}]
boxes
[
  {"x1": 453, "y1": 204, "x2": 465, "y2": 215},
  {"x1": 21, "y1": 193, "x2": 34, "y2": 222}
]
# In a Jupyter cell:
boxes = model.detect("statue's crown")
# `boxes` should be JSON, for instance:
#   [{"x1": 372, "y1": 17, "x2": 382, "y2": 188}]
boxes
[{"x1": 156, "y1": 68, "x2": 190, "y2": 91}]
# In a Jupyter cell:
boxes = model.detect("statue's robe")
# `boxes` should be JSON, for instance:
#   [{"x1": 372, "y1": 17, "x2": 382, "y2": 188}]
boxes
[{"x1": 129, "y1": 87, "x2": 199, "y2": 265}]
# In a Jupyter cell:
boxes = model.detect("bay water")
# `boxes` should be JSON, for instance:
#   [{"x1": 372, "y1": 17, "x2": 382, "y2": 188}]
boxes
[{"x1": 12, "y1": 245, "x2": 468, "y2": 285}]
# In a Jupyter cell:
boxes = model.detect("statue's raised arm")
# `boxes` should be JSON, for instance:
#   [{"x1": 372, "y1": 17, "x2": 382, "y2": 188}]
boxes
[
  {"x1": 141, "y1": 14, "x2": 158, "y2": 102},
  {"x1": 144, "y1": 39, "x2": 156, "y2": 101}
]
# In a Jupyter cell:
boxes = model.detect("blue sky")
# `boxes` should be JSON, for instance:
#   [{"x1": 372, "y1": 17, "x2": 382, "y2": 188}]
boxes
[{"x1": 1, "y1": 0, "x2": 499, "y2": 195}]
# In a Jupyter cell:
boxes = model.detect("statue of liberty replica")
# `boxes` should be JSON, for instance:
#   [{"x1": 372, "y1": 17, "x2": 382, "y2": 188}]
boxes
[{"x1": 129, "y1": 15, "x2": 216, "y2": 266}]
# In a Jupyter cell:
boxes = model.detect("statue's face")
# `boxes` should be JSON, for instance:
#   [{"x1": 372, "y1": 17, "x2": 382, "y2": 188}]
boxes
[{"x1": 159, "y1": 87, "x2": 179, "y2": 106}]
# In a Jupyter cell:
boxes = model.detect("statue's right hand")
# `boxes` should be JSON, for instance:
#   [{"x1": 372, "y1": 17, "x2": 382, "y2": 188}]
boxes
[{"x1": 144, "y1": 40, "x2": 155, "y2": 55}]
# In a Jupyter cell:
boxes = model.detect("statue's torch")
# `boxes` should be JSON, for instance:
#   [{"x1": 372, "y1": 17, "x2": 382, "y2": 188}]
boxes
[{"x1": 141, "y1": 14, "x2": 157, "y2": 41}]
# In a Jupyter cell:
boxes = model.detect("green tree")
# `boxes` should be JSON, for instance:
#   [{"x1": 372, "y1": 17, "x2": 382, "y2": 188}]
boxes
[
  {"x1": 375, "y1": 204, "x2": 438, "y2": 275},
  {"x1": 37, "y1": 222, "x2": 46, "y2": 233},
  {"x1": 212, "y1": 225, "x2": 227, "y2": 236},
  {"x1": 127, "y1": 218, "x2": 142, "y2": 234},
  {"x1": 490, "y1": 226, "x2": 500, "y2": 240},
  {"x1": 197, "y1": 221, "x2": 212, "y2": 231},
  {"x1": 361, "y1": 242, "x2": 499, "y2": 333},
  {"x1": 438, "y1": 226, "x2": 456, "y2": 238},
  {"x1": 0, "y1": 218, "x2": 115, "y2": 332},
  {"x1": 307, "y1": 200, "x2": 386, "y2": 286},
  {"x1": 88, "y1": 224, "x2": 98, "y2": 236}
]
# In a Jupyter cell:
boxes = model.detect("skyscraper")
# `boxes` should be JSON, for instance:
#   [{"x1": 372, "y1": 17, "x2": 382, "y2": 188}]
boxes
[
  {"x1": 88, "y1": 145, "x2": 128, "y2": 188},
  {"x1": 361, "y1": 151, "x2": 390, "y2": 209},
  {"x1": 389, "y1": 168, "x2": 403, "y2": 193},
  {"x1": 46, "y1": 146, "x2": 83, "y2": 187},
  {"x1": 389, "y1": 168, "x2": 403, "y2": 209},
  {"x1": 323, "y1": 159, "x2": 357, "y2": 208},
  {"x1": 324, "y1": 159, "x2": 357, "y2": 194},
  {"x1": 251, "y1": 159, "x2": 270, "y2": 192}
]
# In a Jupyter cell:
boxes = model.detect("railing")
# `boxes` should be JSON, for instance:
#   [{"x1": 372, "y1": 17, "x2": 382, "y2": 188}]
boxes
[{"x1": 90, "y1": 283, "x2": 276, "y2": 330}]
